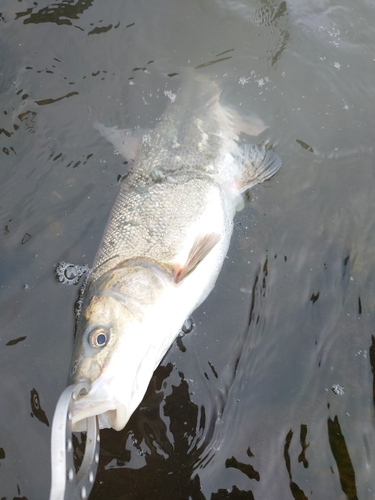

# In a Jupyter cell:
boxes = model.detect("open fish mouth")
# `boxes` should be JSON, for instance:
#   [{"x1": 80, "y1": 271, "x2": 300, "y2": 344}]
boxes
[{"x1": 72, "y1": 394, "x2": 129, "y2": 432}]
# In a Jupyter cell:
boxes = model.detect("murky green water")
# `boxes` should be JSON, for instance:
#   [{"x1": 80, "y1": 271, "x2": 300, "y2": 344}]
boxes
[{"x1": 1, "y1": 0, "x2": 375, "y2": 498}]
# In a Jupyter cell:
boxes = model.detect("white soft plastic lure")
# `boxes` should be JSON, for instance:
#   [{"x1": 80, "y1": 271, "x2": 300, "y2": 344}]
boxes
[{"x1": 69, "y1": 72, "x2": 281, "y2": 432}]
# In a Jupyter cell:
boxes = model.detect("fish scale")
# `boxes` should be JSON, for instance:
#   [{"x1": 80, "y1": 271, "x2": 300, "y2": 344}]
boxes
[{"x1": 92, "y1": 177, "x2": 222, "y2": 280}]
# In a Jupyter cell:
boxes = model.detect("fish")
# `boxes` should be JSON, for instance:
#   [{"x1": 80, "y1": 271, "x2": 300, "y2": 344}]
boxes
[{"x1": 69, "y1": 72, "x2": 281, "y2": 432}]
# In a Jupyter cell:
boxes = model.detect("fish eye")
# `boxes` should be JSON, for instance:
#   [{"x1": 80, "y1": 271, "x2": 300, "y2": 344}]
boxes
[{"x1": 88, "y1": 327, "x2": 108, "y2": 348}]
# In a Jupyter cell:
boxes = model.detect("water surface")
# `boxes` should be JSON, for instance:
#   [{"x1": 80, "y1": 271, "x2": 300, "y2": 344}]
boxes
[{"x1": 1, "y1": 0, "x2": 375, "y2": 498}]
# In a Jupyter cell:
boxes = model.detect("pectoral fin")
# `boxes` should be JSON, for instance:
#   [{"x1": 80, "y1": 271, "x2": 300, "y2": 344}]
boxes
[
  {"x1": 236, "y1": 145, "x2": 282, "y2": 193},
  {"x1": 175, "y1": 233, "x2": 220, "y2": 283}
]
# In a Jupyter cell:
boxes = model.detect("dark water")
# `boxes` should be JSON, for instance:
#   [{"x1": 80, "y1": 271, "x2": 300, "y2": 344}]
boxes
[{"x1": 1, "y1": 0, "x2": 375, "y2": 498}]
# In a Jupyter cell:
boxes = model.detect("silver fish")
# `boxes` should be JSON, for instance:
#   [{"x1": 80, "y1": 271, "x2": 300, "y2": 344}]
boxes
[{"x1": 69, "y1": 73, "x2": 281, "y2": 432}]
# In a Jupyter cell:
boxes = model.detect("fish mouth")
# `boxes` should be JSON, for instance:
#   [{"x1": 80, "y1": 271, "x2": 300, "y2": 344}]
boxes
[{"x1": 72, "y1": 395, "x2": 129, "y2": 432}]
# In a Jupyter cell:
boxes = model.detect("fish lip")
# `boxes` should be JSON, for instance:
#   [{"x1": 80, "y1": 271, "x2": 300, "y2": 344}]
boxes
[
  {"x1": 72, "y1": 400, "x2": 114, "y2": 425},
  {"x1": 71, "y1": 392, "x2": 129, "y2": 431}
]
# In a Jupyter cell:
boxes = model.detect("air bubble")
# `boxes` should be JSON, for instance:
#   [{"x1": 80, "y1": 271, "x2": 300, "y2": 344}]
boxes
[
  {"x1": 332, "y1": 384, "x2": 344, "y2": 395},
  {"x1": 181, "y1": 317, "x2": 194, "y2": 334}
]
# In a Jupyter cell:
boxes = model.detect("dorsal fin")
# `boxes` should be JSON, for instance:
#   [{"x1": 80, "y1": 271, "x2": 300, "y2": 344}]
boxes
[{"x1": 175, "y1": 233, "x2": 220, "y2": 283}]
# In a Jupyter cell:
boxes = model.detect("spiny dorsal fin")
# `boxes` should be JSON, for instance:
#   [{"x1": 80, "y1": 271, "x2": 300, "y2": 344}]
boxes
[{"x1": 175, "y1": 233, "x2": 220, "y2": 283}]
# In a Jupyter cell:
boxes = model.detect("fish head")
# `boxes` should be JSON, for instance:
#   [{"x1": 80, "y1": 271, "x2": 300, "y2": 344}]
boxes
[
  {"x1": 69, "y1": 295, "x2": 133, "y2": 431},
  {"x1": 69, "y1": 265, "x2": 171, "y2": 432}
]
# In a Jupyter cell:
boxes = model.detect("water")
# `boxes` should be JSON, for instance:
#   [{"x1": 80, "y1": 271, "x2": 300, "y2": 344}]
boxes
[{"x1": 1, "y1": 0, "x2": 375, "y2": 498}]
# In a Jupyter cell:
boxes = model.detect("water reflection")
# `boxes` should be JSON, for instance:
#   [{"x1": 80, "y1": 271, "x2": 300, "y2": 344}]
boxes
[
  {"x1": 1, "y1": 0, "x2": 375, "y2": 497},
  {"x1": 255, "y1": 0, "x2": 289, "y2": 65},
  {"x1": 30, "y1": 388, "x2": 50, "y2": 427},
  {"x1": 89, "y1": 358, "x2": 370, "y2": 499},
  {"x1": 16, "y1": 0, "x2": 94, "y2": 26},
  {"x1": 225, "y1": 454, "x2": 260, "y2": 481},
  {"x1": 202, "y1": 0, "x2": 290, "y2": 69},
  {"x1": 89, "y1": 363, "x2": 262, "y2": 499},
  {"x1": 284, "y1": 429, "x2": 308, "y2": 500},
  {"x1": 327, "y1": 415, "x2": 358, "y2": 500},
  {"x1": 88, "y1": 363, "x2": 208, "y2": 498},
  {"x1": 370, "y1": 337, "x2": 375, "y2": 412},
  {"x1": 298, "y1": 424, "x2": 309, "y2": 468}
]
